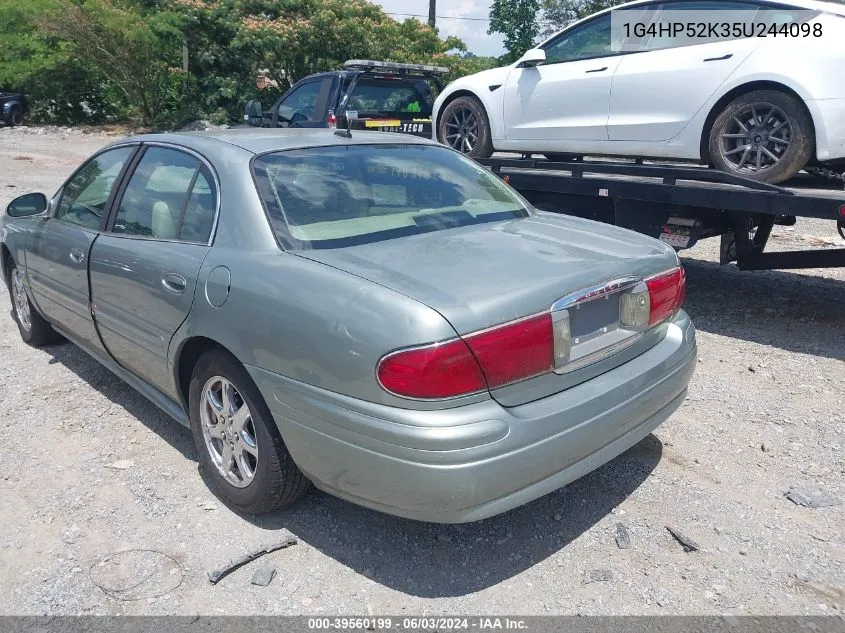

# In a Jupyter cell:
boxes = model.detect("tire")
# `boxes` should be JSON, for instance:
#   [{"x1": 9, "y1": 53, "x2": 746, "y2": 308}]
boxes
[
  {"x1": 9, "y1": 106, "x2": 23, "y2": 127},
  {"x1": 6, "y1": 262, "x2": 60, "y2": 346},
  {"x1": 438, "y1": 96, "x2": 494, "y2": 159},
  {"x1": 188, "y1": 349, "x2": 310, "y2": 515},
  {"x1": 708, "y1": 90, "x2": 813, "y2": 184}
]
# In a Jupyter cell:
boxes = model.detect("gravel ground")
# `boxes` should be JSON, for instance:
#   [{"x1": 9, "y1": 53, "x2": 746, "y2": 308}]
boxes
[{"x1": 0, "y1": 125, "x2": 843, "y2": 616}]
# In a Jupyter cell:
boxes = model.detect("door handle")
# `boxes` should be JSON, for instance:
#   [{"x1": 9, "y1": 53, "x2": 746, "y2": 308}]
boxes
[
  {"x1": 69, "y1": 248, "x2": 85, "y2": 264},
  {"x1": 704, "y1": 54, "x2": 733, "y2": 62},
  {"x1": 161, "y1": 273, "x2": 187, "y2": 294},
  {"x1": 585, "y1": 66, "x2": 608, "y2": 73}
]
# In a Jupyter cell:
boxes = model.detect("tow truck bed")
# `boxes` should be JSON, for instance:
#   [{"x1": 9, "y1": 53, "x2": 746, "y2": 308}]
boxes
[{"x1": 479, "y1": 157, "x2": 845, "y2": 270}]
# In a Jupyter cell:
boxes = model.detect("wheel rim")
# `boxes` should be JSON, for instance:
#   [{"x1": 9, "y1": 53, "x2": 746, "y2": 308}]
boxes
[
  {"x1": 443, "y1": 107, "x2": 479, "y2": 154},
  {"x1": 200, "y1": 376, "x2": 258, "y2": 488},
  {"x1": 11, "y1": 269, "x2": 32, "y2": 332},
  {"x1": 11, "y1": 110, "x2": 22, "y2": 126},
  {"x1": 718, "y1": 102, "x2": 793, "y2": 175}
]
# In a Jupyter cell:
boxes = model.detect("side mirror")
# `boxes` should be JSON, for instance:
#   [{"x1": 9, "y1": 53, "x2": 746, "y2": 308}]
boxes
[
  {"x1": 517, "y1": 48, "x2": 546, "y2": 68},
  {"x1": 244, "y1": 100, "x2": 263, "y2": 127},
  {"x1": 6, "y1": 193, "x2": 47, "y2": 217}
]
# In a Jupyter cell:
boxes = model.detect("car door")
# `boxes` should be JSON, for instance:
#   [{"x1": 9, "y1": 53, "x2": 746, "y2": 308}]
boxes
[
  {"x1": 271, "y1": 77, "x2": 336, "y2": 128},
  {"x1": 26, "y1": 145, "x2": 137, "y2": 353},
  {"x1": 88, "y1": 145, "x2": 217, "y2": 395},
  {"x1": 502, "y1": 13, "x2": 627, "y2": 141},
  {"x1": 607, "y1": 0, "x2": 762, "y2": 141}
]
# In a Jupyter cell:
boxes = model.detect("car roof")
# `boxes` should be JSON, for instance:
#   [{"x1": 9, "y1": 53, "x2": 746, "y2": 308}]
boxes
[
  {"x1": 539, "y1": 0, "x2": 845, "y2": 44},
  {"x1": 115, "y1": 128, "x2": 440, "y2": 157}
]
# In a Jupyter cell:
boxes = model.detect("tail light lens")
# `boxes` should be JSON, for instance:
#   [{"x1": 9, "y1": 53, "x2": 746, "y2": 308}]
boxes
[
  {"x1": 377, "y1": 313, "x2": 554, "y2": 399},
  {"x1": 327, "y1": 111, "x2": 337, "y2": 128},
  {"x1": 377, "y1": 339, "x2": 486, "y2": 399},
  {"x1": 645, "y1": 267, "x2": 686, "y2": 325},
  {"x1": 378, "y1": 268, "x2": 685, "y2": 400},
  {"x1": 463, "y1": 313, "x2": 554, "y2": 389}
]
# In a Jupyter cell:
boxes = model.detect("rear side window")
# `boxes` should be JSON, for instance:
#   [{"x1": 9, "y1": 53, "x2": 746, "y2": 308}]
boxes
[
  {"x1": 252, "y1": 144, "x2": 530, "y2": 250},
  {"x1": 346, "y1": 79, "x2": 434, "y2": 116},
  {"x1": 111, "y1": 146, "x2": 216, "y2": 243}
]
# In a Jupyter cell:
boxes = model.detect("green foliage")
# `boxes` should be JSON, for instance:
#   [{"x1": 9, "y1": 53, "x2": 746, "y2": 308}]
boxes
[
  {"x1": 488, "y1": 0, "x2": 541, "y2": 64},
  {"x1": 2, "y1": 0, "x2": 497, "y2": 128},
  {"x1": 540, "y1": 0, "x2": 628, "y2": 37},
  {"x1": 0, "y1": 0, "x2": 118, "y2": 124}
]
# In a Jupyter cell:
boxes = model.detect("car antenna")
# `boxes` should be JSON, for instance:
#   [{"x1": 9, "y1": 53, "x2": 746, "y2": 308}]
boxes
[{"x1": 334, "y1": 116, "x2": 352, "y2": 138}]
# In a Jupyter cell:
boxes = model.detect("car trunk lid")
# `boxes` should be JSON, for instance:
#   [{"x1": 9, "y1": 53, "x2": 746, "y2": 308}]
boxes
[{"x1": 298, "y1": 212, "x2": 682, "y2": 406}]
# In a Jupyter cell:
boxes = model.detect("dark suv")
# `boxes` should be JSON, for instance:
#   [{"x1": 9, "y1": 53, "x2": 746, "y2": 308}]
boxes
[{"x1": 244, "y1": 60, "x2": 447, "y2": 138}]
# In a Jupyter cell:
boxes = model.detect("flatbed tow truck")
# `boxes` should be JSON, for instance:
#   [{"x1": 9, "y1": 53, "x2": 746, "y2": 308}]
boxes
[{"x1": 479, "y1": 156, "x2": 845, "y2": 270}]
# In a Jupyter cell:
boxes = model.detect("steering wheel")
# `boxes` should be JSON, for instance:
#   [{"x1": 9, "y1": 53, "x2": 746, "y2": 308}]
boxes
[{"x1": 289, "y1": 105, "x2": 315, "y2": 126}]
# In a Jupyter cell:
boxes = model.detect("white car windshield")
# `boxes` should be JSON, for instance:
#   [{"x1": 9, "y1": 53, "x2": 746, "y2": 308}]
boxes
[{"x1": 252, "y1": 144, "x2": 531, "y2": 249}]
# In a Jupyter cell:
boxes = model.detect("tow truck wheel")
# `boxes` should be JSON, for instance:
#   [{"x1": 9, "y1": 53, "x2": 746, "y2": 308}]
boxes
[
  {"x1": 708, "y1": 90, "x2": 813, "y2": 184},
  {"x1": 438, "y1": 96, "x2": 493, "y2": 159}
]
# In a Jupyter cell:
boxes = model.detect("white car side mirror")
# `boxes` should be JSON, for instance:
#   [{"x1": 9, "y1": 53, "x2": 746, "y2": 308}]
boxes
[{"x1": 517, "y1": 48, "x2": 546, "y2": 68}]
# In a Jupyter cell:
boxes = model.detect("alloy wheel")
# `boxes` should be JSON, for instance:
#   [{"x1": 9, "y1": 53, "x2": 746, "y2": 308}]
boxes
[
  {"x1": 443, "y1": 107, "x2": 479, "y2": 154},
  {"x1": 11, "y1": 269, "x2": 32, "y2": 332},
  {"x1": 200, "y1": 376, "x2": 258, "y2": 488},
  {"x1": 718, "y1": 102, "x2": 793, "y2": 175}
]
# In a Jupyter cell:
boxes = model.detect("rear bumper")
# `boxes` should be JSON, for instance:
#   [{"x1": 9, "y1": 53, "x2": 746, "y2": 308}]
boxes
[
  {"x1": 247, "y1": 311, "x2": 696, "y2": 523},
  {"x1": 807, "y1": 98, "x2": 845, "y2": 162}
]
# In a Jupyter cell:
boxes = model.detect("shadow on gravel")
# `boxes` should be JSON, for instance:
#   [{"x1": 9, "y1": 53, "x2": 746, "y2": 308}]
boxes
[
  {"x1": 681, "y1": 256, "x2": 845, "y2": 361},
  {"x1": 246, "y1": 434, "x2": 662, "y2": 598},
  {"x1": 42, "y1": 341, "x2": 197, "y2": 460}
]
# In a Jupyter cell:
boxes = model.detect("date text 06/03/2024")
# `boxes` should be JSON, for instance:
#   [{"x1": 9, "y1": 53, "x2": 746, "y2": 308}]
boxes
[{"x1": 306, "y1": 617, "x2": 529, "y2": 630}]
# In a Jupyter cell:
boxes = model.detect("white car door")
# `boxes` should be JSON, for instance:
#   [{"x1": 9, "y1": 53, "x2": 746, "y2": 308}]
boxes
[
  {"x1": 503, "y1": 13, "x2": 627, "y2": 142},
  {"x1": 607, "y1": 0, "x2": 763, "y2": 142}
]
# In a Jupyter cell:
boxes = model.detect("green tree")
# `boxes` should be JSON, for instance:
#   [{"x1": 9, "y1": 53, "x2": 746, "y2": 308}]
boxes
[
  {"x1": 488, "y1": 0, "x2": 541, "y2": 64},
  {"x1": 0, "y1": 0, "x2": 124, "y2": 124},
  {"x1": 38, "y1": 0, "x2": 195, "y2": 127},
  {"x1": 168, "y1": 0, "x2": 485, "y2": 122},
  {"x1": 539, "y1": 0, "x2": 627, "y2": 37}
]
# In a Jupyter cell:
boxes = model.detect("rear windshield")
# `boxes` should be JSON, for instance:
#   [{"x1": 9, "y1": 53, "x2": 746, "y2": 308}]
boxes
[
  {"x1": 346, "y1": 78, "x2": 434, "y2": 116},
  {"x1": 252, "y1": 144, "x2": 531, "y2": 250}
]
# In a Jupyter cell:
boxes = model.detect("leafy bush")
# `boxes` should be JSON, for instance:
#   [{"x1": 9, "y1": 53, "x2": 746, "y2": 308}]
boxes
[{"x1": 2, "y1": 0, "x2": 498, "y2": 129}]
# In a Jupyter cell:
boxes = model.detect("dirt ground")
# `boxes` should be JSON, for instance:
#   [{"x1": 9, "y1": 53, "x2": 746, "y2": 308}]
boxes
[{"x1": 0, "y1": 125, "x2": 843, "y2": 617}]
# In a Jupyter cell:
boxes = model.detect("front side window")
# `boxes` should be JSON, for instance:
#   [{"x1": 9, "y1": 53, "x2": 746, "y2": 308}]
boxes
[
  {"x1": 276, "y1": 79, "x2": 331, "y2": 126},
  {"x1": 56, "y1": 147, "x2": 135, "y2": 230},
  {"x1": 346, "y1": 79, "x2": 434, "y2": 116},
  {"x1": 544, "y1": 14, "x2": 615, "y2": 63},
  {"x1": 112, "y1": 146, "x2": 216, "y2": 242},
  {"x1": 252, "y1": 144, "x2": 531, "y2": 250}
]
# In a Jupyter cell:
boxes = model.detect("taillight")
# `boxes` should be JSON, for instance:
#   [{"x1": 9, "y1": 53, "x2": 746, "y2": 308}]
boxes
[
  {"x1": 378, "y1": 270, "x2": 685, "y2": 400},
  {"x1": 376, "y1": 339, "x2": 486, "y2": 399},
  {"x1": 377, "y1": 313, "x2": 554, "y2": 399},
  {"x1": 645, "y1": 267, "x2": 686, "y2": 325},
  {"x1": 464, "y1": 313, "x2": 554, "y2": 389},
  {"x1": 327, "y1": 111, "x2": 337, "y2": 128}
]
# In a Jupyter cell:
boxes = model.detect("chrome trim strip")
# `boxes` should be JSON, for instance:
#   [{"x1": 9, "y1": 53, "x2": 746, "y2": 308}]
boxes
[{"x1": 551, "y1": 276, "x2": 641, "y2": 312}]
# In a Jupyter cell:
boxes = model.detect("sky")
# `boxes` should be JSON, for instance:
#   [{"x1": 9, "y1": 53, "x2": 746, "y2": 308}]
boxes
[{"x1": 374, "y1": 0, "x2": 505, "y2": 57}]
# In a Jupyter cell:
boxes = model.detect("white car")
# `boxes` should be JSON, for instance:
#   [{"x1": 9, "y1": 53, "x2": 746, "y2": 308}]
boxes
[{"x1": 433, "y1": 0, "x2": 845, "y2": 183}]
